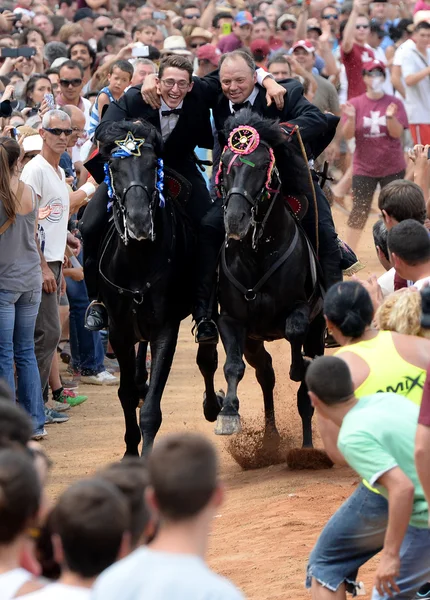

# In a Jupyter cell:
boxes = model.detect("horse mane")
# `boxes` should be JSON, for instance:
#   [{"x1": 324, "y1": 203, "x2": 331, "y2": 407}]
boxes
[
  {"x1": 96, "y1": 118, "x2": 163, "y2": 158},
  {"x1": 223, "y1": 109, "x2": 311, "y2": 197}
]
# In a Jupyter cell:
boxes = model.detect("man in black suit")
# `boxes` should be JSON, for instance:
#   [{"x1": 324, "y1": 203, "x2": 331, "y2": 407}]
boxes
[
  {"x1": 81, "y1": 54, "x2": 285, "y2": 341},
  {"x1": 142, "y1": 50, "x2": 342, "y2": 335}
]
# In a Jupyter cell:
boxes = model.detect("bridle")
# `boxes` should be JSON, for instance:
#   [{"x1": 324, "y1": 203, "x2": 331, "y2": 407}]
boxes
[
  {"x1": 216, "y1": 126, "x2": 282, "y2": 251},
  {"x1": 103, "y1": 132, "x2": 165, "y2": 246}
]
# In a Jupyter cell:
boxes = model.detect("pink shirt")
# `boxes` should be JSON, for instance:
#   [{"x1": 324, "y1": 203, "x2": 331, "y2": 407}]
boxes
[{"x1": 345, "y1": 93, "x2": 408, "y2": 177}]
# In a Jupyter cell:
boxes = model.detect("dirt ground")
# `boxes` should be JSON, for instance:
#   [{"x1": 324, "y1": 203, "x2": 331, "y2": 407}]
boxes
[{"x1": 46, "y1": 206, "x2": 383, "y2": 599}]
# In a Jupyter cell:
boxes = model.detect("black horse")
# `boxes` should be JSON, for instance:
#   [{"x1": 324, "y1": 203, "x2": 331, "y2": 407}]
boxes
[
  {"x1": 93, "y1": 119, "x2": 221, "y2": 455},
  {"x1": 204, "y1": 110, "x2": 326, "y2": 447}
]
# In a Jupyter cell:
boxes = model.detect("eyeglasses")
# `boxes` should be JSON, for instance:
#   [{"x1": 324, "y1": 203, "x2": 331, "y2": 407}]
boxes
[
  {"x1": 160, "y1": 78, "x2": 189, "y2": 89},
  {"x1": 184, "y1": 13, "x2": 200, "y2": 19},
  {"x1": 356, "y1": 24, "x2": 369, "y2": 29},
  {"x1": 96, "y1": 24, "x2": 113, "y2": 31},
  {"x1": 322, "y1": 13, "x2": 338, "y2": 19},
  {"x1": 190, "y1": 42, "x2": 207, "y2": 48},
  {"x1": 72, "y1": 126, "x2": 85, "y2": 133},
  {"x1": 60, "y1": 78, "x2": 83, "y2": 87},
  {"x1": 281, "y1": 23, "x2": 296, "y2": 30},
  {"x1": 43, "y1": 127, "x2": 73, "y2": 136}
]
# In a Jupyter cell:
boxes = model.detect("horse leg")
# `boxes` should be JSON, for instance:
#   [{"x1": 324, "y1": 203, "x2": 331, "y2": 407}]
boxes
[
  {"x1": 196, "y1": 344, "x2": 224, "y2": 422},
  {"x1": 135, "y1": 341, "x2": 149, "y2": 400},
  {"x1": 244, "y1": 338, "x2": 280, "y2": 445},
  {"x1": 140, "y1": 323, "x2": 179, "y2": 455},
  {"x1": 285, "y1": 303, "x2": 310, "y2": 382},
  {"x1": 109, "y1": 329, "x2": 141, "y2": 457},
  {"x1": 215, "y1": 314, "x2": 246, "y2": 435}
]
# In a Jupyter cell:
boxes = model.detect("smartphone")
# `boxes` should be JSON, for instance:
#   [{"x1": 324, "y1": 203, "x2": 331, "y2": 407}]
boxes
[
  {"x1": 132, "y1": 44, "x2": 150, "y2": 57},
  {"x1": 12, "y1": 12, "x2": 22, "y2": 23},
  {"x1": 153, "y1": 10, "x2": 166, "y2": 19},
  {"x1": 428, "y1": 148, "x2": 430, "y2": 159},
  {"x1": 0, "y1": 46, "x2": 36, "y2": 58},
  {"x1": 44, "y1": 92, "x2": 55, "y2": 109},
  {"x1": 10, "y1": 127, "x2": 18, "y2": 140},
  {"x1": 421, "y1": 287, "x2": 430, "y2": 328},
  {"x1": 221, "y1": 22, "x2": 232, "y2": 35}
]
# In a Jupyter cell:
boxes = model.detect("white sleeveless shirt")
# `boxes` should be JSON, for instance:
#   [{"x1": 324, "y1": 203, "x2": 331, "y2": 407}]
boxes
[{"x1": 0, "y1": 567, "x2": 32, "y2": 599}]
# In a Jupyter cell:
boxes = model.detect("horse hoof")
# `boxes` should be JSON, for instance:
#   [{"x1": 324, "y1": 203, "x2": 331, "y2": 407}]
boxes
[
  {"x1": 203, "y1": 390, "x2": 224, "y2": 423},
  {"x1": 214, "y1": 414, "x2": 241, "y2": 435}
]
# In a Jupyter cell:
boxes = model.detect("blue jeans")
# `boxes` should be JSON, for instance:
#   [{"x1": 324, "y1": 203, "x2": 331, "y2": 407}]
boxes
[
  {"x1": 0, "y1": 289, "x2": 45, "y2": 433},
  {"x1": 306, "y1": 483, "x2": 388, "y2": 593},
  {"x1": 66, "y1": 259, "x2": 104, "y2": 375}
]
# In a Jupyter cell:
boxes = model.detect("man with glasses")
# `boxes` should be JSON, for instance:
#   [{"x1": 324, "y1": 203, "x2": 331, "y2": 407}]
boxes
[
  {"x1": 92, "y1": 16, "x2": 114, "y2": 43},
  {"x1": 57, "y1": 59, "x2": 92, "y2": 128},
  {"x1": 341, "y1": 0, "x2": 375, "y2": 100},
  {"x1": 182, "y1": 2, "x2": 201, "y2": 25},
  {"x1": 276, "y1": 14, "x2": 297, "y2": 52},
  {"x1": 321, "y1": 5, "x2": 340, "y2": 47},
  {"x1": 21, "y1": 110, "x2": 73, "y2": 425}
]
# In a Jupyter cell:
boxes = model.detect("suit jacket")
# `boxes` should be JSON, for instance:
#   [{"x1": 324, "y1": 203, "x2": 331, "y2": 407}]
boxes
[
  {"x1": 99, "y1": 85, "x2": 214, "y2": 169},
  {"x1": 194, "y1": 76, "x2": 339, "y2": 160}
]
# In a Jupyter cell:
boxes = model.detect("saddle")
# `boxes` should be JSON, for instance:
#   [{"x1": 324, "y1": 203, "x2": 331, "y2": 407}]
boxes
[{"x1": 164, "y1": 166, "x2": 192, "y2": 208}]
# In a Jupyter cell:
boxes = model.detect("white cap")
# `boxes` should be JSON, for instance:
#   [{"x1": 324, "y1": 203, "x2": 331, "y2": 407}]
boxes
[
  {"x1": 51, "y1": 56, "x2": 69, "y2": 70},
  {"x1": 23, "y1": 135, "x2": 43, "y2": 154},
  {"x1": 161, "y1": 35, "x2": 192, "y2": 56}
]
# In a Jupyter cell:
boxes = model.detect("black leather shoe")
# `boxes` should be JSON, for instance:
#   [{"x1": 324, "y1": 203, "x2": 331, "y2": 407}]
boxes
[
  {"x1": 84, "y1": 302, "x2": 109, "y2": 331},
  {"x1": 195, "y1": 319, "x2": 219, "y2": 345}
]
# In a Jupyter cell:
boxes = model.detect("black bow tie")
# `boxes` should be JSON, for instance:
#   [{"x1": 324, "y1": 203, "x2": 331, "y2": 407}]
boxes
[
  {"x1": 161, "y1": 108, "x2": 182, "y2": 117},
  {"x1": 232, "y1": 101, "x2": 251, "y2": 112}
]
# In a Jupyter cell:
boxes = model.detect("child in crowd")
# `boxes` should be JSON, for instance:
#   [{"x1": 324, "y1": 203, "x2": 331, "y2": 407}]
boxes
[
  {"x1": 133, "y1": 19, "x2": 158, "y2": 45},
  {"x1": 88, "y1": 59, "x2": 133, "y2": 137}
]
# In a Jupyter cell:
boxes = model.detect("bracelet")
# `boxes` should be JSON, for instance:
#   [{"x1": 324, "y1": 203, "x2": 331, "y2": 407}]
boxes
[{"x1": 79, "y1": 181, "x2": 96, "y2": 201}]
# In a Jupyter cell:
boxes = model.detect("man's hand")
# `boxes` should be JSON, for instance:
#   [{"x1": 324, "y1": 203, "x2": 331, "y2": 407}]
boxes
[
  {"x1": 343, "y1": 102, "x2": 356, "y2": 120},
  {"x1": 1, "y1": 83, "x2": 14, "y2": 102},
  {"x1": 352, "y1": 274, "x2": 383, "y2": 312},
  {"x1": 325, "y1": 141, "x2": 340, "y2": 162},
  {"x1": 374, "y1": 551, "x2": 401, "y2": 597},
  {"x1": 67, "y1": 232, "x2": 81, "y2": 256},
  {"x1": 142, "y1": 73, "x2": 161, "y2": 109},
  {"x1": 319, "y1": 19, "x2": 331, "y2": 44},
  {"x1": 42, "y1": 266, "x2": 57, "y2": 294},
  {"x1": 353, "y1": 0, "x2": 369, "y2": 13},
  {"x1": 386, "y1": 102, "x2": 398, "y2": 118},
  {"x1": 264, "y1": 78, "x2": 287, "y2": 110}
]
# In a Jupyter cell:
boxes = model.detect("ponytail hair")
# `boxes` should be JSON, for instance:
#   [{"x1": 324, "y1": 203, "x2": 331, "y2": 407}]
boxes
[
  {"x1": 324, "y1": 281, "x2": 374, "y2": 339},
  {"x1": 0, "y1": 137, "x2": 21, "y2": 222}
]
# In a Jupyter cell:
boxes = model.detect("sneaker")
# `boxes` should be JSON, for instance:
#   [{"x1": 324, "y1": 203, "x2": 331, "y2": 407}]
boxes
[
  {"x1": 45, "y1": 407, "x2": 69, "y2": 424},
  {"x1": 61, "y1": 389, "x2": 88, "y2": 407},
  {"x1": 416, "y1": 583, "x2": 430, "y2": 599},
  {"x1": 32, "y1": 428, "x2": 47, "y2": 440},
  {"x1": 81, "y1": 370, "x2": 119, "y2": 386},
  {"x1": 51, "y1": 399, "x2": 71, "y2": 412}
]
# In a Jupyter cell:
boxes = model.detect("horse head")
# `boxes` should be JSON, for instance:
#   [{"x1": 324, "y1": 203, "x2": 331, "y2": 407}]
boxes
[
  {"x1": 216, "y1": 109, "x2": 286, "y2": 242},
  {"x1": 98, "y1": 119, "x2": 163, "y2": 242}
]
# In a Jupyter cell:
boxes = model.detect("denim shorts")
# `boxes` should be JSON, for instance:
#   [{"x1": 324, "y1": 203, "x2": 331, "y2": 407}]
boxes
[{"x1": 306, "y1": 483, "x2": 388, "y2": 594}]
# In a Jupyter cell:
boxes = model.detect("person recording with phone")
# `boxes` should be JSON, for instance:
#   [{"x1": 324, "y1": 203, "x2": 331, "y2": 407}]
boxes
[{"x1": 0, "y1": 83, "x2": 14, "y2": 118}]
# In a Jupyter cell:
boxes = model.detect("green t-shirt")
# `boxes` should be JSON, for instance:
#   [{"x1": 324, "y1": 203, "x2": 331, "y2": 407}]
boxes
[{"x1": 338, "y1": 392, "x2": 428, "y2": 529}]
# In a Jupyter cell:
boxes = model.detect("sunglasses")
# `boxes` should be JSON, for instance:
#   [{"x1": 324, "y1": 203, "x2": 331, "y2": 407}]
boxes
[
  {"x1": 322, "y1": 13, "x2": 338, "y2": 19},
  {"x1": 96, "y1": 24, "x2": 113, "y2": 30},
  {"x1": 190, "y1": 42, "x2": 207, "y2": 48},
  {"x1": 43, "y1": 127, "x2": 72, "y2": 136},
  {"x1": 184, "y1": 13, "x2": 200, "y2": 18},
  {"x1": 356, "y1": 24, "x2": 369, "y2": 29},
  {"x1": 60, "y1": 78, "x2": 83, "y2": 87},
  {"x1": 281, "y1": 23, "x2": 296, "y2": 30}
]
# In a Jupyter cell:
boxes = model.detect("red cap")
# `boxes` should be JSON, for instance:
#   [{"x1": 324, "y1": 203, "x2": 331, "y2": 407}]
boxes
[
  {"x1": 292, "y1": 39, "x2": 315, "y2": 53},
  {"x1": 362, "y1": 59, "x2": 386, "y2": 74},
  {"x1": 196, "y1": 43, "x2": 221, "y2": 66},
  {"x1": 250, "y1": 38, "x2": 270, "y2": 56}
]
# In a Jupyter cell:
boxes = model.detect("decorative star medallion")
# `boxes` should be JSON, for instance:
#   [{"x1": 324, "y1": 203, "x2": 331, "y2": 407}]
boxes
[{"x1": 114, "y1": 131, "x2": 145, "y2": 156}]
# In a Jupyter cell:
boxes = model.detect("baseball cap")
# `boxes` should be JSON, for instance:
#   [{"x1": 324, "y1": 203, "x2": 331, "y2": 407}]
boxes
[
  {"x1": 363, "y1": 59, "x2": 386, "y2": 74},
  {"x1": 277, "y1": 14, "x2": 297, "y2": 29},
  {"x1": 22, "y1": 134, "x2": 43, "y2": 153},
  {"x1": 51, "y1": 56, "x2": 69, "y2": 70},
  {"x1": 161, "y1": 35, "x2": 192, "y2": 56},
  {"x1": 250, "y1": 38, "x2": 270, "y2": 56},
  {"x1": 307, "y1": 24, "x2": 322, "y2": 35},
  {"x1": 292, "y1": 39, "x2": 315, "y2": 53},
  {"x1": 196, "y1": 43, "x2": 221, "y2": 66},
  {"x1": 235, "y1": 11, "x2": 253, "y2": 26},
  {"x1": 73, "y1": 7, "x2": 96, "y2": 22}
]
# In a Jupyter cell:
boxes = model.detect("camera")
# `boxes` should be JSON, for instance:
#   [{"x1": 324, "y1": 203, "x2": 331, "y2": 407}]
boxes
[{"x1": 421, "y1": 287, "x2": 430, "y2": 328}]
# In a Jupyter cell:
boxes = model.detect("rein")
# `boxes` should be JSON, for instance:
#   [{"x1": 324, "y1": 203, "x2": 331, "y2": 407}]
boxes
[{"x1": 221, "y1": 225, "x2": 299, "y2": 302}]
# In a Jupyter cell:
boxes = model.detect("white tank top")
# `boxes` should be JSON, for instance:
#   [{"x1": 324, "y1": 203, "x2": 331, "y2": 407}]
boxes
[{"x1": 0, "y1": 568, "x2": 32, "y2": 599}]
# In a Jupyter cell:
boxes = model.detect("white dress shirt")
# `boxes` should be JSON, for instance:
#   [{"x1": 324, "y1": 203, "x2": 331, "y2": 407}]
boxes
[
  {"x1": 229, "y1": 86, "x2": 260, "y2": 114},
  {"x1": 159, "y1": 98, "x2": 184, "y2": 141}
]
